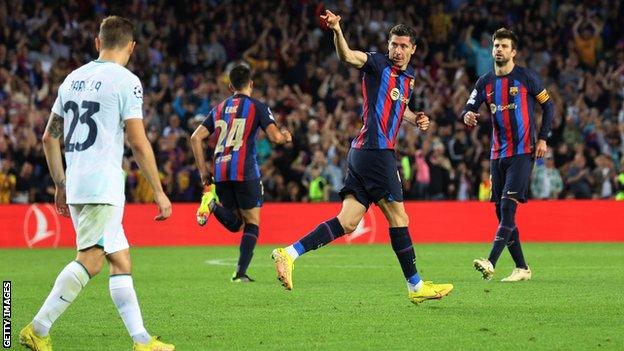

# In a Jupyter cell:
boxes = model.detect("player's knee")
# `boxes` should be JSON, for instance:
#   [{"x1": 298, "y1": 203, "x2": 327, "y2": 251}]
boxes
[
  {"x1": 494, "y1": 202, "x2": 502, "y2": 222},
  {"x1": 76, "y1": 248, "x2": 105, "y2": 276},
  {"x1": 79, "y1": 258, "x2": 104, "y2": 277},
  {"x1": 338, "y1": 217, "x2": 359, "y2": 234},
  {"x1": 499, "y1": 198, "x2": 518, "y2": 226},
  {"x1": 224, "y1": 217, "x2": 243, "y2": 232},
  {"x1": 389, "y1": 211, "x2": 409, "y2": 227}
]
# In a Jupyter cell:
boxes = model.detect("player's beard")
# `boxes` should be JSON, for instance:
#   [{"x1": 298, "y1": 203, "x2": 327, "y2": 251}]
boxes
[{"x1": 494, "y1": 57, "x2": 510, "y2": 67}]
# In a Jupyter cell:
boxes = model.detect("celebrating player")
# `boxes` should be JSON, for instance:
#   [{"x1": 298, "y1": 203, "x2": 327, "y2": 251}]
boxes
[
  {"x1": 462, "y1": 28, "x2": 554, "y2": 281},
  {"x1": 191, "y1": 64, "x2": 292, "y2": 282},
  {"x1": 271, "y1": 10, "x2": 453, "y2": 304},
  {"x1": 19, "y1": 16, "x2": 175, "y2": 350}
]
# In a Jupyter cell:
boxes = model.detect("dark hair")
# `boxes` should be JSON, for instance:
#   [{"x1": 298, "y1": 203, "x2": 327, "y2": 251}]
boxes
[
  {"x1": 492, "y1": 28, "x2": 518, "y2": 50},
  {"x1": 389, "y1": 24, "x2": 417, "y2": 45},
  {"x1": 99, "y1": 16, "x2": 134, "y2": 49},
  {"x1": 229, "y1": 65, "x2": 252, "y2": 90}
]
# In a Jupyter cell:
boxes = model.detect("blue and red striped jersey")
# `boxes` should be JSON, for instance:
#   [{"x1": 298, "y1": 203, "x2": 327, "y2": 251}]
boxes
[
  {"x1": 352, "y1": 52, "x2": 416, "y2": 150},
  {"x1": 202, "y1": 94, "x2": 275, "y2": 182},
  {"x1": 462, "y1": 66, "x2": 554, "y2": 160}
]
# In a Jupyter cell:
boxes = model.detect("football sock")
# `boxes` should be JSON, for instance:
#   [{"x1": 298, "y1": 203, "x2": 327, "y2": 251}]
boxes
[
  {"x1": 488, "y1": 198, "x2": 517, "y2": 267},
  {"x1": 507, "y1": 228, "x2": 528, "y2": 269},
  {"x1": 32, "y1": 261, "x2": 90, "y2": 337},
  {"x1": 407, "y1": 273, "x2": 424, "y2": 292},
  {"x1": 287, "y1": 218, "x2": 345, "y2": 260},
  {"x1": 109, "y1": 275, "x2": 151, "y2": 344},
  {"x1": 389, "y1": 227, "x2": 420, "y2": 289},
  {"x1": 236, "y1": 224, "x2": 259, "y2": 276},
  {"x1": 211, "y1": 202, "x2": 243, "y2": 232}
]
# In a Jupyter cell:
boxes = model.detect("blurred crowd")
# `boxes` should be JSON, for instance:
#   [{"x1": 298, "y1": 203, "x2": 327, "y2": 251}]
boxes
[{"x1": 1, "y1": 0, "x2": 624, "y2": 204}]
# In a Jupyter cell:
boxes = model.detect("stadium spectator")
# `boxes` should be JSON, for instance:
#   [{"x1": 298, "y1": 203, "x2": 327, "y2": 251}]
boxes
[
  {"x1": 531, "y1": 150, "x2": 564, "y2": 199},
  {"x1": 1, "y1": 0, "x2": 623, "y2": 203}
]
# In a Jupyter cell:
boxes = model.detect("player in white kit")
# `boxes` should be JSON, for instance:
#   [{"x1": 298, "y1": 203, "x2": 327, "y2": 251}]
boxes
[{"x1": 19, "y1": 16, "x2": 175, "y2": 351}]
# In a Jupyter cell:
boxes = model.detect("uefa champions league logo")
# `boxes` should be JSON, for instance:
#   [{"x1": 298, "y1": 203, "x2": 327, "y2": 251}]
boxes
[
  {"x1": 23, "y1": 204, "x2": 61, "y2": 248},
  {"x1": 344, "y1": 210, "x2": 377, "y2": 244}
]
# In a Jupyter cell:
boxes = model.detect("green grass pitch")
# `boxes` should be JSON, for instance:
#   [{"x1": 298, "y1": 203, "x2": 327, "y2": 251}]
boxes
[{"x1": 2, "y1": 243, "x2": 623, "y2": 350}]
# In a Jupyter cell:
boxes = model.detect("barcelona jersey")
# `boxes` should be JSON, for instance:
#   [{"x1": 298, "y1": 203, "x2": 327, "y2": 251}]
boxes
[
  {"x1": 352, "y1": 52, "x2": 417, "y2": 150},
  {"x1": 462, "y1": 66, "x2": 554, "y2": 160},
  {"x1": 202, "y1": 94, "x2": 275, "y2": 182}
]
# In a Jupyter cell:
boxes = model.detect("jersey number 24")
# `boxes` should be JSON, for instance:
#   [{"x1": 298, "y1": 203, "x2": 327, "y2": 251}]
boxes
[{"x1": 215, "y1": 118, "x2": 246, "y2": 155}]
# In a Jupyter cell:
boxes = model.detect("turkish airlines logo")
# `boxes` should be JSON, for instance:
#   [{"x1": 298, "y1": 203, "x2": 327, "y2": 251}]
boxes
[
  {"x1": 344, "y1": 210, "x2": 377, "y2": 244},
  {"x1": 23, "y1": 204, "x2": 61, "y2": 248}
]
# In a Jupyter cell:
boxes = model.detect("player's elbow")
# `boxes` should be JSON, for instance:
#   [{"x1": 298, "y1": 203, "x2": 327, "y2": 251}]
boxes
[
  {"x1": 271, "y1": 135, "x2": 285, "y2": 145},
  {"x1": 127, "y1": 135, "x2": 149, "y2": 156},
  {"x1": 190, "y1": 132, "x2": 201, "y2": 145},
  {"x1": 42, "y1": 132, "x2": 54, "y2": 145},
  {"x1": 268, "y1": 131, "x2": 285, "y2": 145}
]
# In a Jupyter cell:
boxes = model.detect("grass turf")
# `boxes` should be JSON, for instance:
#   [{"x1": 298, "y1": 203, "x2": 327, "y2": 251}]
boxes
[{"x1": 2, "y1": 243, "x2": 623, "y2": 350}]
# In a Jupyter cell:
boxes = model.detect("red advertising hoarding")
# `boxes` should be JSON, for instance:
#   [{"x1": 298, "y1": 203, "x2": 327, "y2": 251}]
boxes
[{"x1": 1, "y1": 201, "x2": 622, "y2": 248}]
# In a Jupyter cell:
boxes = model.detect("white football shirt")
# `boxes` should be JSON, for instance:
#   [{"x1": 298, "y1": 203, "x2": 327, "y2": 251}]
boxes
[{"x1": 52, "y1": 60, "x2": 143, "y2": 206}]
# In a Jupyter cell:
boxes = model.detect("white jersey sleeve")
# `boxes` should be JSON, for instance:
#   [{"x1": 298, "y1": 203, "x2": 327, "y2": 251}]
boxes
[
  {"x1": 119, "y1": 75, "x2": 143, "y2": 120},
  {"x1": 51, "y1": 82, "x2": 65, "y2": 117}
]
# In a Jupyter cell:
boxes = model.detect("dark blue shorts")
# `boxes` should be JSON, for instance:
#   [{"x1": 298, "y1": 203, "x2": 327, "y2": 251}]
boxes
[
  {"x1": 490, "y1": 154, "x2": 534, "y2": 203},
  {"x1": 339, "y1": 148, "x2": 403, "y2": 208},
  {"x1": 215, "y1": 179, "x2": 264, "y2": 210}
]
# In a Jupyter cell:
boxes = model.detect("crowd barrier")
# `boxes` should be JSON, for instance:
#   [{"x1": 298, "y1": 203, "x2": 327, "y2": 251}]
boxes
[{"x1": 1, "y1": 201, "x2": 622, "y2": 248}]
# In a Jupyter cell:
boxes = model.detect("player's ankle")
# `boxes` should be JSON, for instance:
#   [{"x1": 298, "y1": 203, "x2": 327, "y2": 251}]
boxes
[
  {"x1": 285, "y1": 245, "x2": 300, "y2": 260},
  {"x1": 407, "y1": 274, "x2": 423, "y2": 292}
]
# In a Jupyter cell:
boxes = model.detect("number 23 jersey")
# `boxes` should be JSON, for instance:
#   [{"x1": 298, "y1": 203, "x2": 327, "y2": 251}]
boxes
[
  {"x1": 52, "y1": 60, "x2": 143, "y2": 206},
  {"x1": 202, "y1": 93, "x2": 276, "y2": 182}
]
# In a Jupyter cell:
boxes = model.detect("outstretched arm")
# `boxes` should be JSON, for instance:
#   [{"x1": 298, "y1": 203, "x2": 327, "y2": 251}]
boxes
[{"x1": 320, "y1": 10, "x2": 367, "y2": 68}]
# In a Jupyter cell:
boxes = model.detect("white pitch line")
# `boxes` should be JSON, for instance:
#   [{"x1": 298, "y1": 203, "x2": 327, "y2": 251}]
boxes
[{"x1": 205, "y1": 258, "x2": 391, "y2": 269}]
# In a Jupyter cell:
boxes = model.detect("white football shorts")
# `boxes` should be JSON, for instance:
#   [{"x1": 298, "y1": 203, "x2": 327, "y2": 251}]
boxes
[{"x1": 69, "y1": 204, "x2": 129, "y2": 254}]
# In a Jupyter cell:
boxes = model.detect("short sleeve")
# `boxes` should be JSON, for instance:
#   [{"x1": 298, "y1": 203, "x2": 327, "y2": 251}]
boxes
[
  {"x1": 408, "y1": 88, "x2": 417, "y2": 111},
  {"x1": 120, "y1": 75, "x2": 144, "y2": 120},
  {"x1": 51, "y1": 95, "x2": 64, "y2": 117},
  {"x1": 201, "y1": 108, "x2": 216, "y2": 133},
  {"x1": 359, "y1": 52, "x2": 386, "y2": 74},
  {"x1": 257, "y1": 103, "x2": 277, "y2": 131},
  {"x1": 464, "y1": 75, "x2": 486, "y2": 112},
  {"x1": 526, "y1": 68, "x2": 550, "y2": 104}
]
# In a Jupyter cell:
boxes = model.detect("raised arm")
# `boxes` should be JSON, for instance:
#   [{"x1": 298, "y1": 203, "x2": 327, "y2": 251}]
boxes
[
  {"x1": 320, "y1": 10, "x2": 367, "y2": 68},
  {"x1": 572, "y1": 16, "x2": 583, "y2": 39}
]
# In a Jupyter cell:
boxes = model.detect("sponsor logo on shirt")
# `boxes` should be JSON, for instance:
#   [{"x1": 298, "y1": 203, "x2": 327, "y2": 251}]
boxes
[{"x1": 490, "y1": 103, "x2": 517, "y2": 113}]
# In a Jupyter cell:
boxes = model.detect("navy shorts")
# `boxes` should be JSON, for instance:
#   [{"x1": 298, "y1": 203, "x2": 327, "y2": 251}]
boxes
[
  {"x1": 490, "y1": 154, "x2": 534, "y2": 203},
  {"x1": 339, "y1": 148, "x2": 403, "y2": 208},
  {"x1": 215, "y1": 179, "x2": 264, "y2": 210}
]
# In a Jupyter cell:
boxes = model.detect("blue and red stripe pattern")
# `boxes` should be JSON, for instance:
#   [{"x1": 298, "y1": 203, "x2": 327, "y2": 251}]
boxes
[
  {"x1": 462, "y1": 66, "x2": 552, "y2": 160},
  {"x1": 352, "y1": 53, "x2": 416, "y2": 150},
  {"x1": 204, "y1": 94, "x2": 275, "y2": 182}
]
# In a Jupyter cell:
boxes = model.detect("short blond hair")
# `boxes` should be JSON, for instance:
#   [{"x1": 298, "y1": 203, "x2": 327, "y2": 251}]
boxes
[{"x1": 99, "y1": 16, "x2": 134, "y2": 49}]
